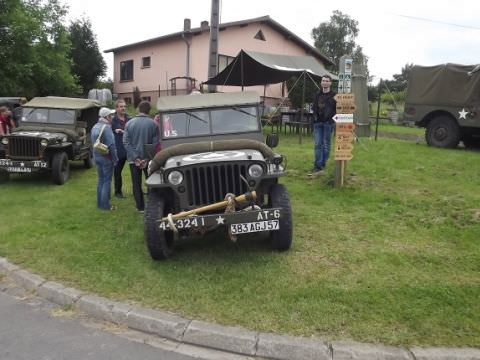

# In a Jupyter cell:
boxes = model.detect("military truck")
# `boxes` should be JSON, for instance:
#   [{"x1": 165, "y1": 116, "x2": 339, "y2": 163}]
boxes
[
  {"x1": 0, "y1": 97, "x2": 100, "y2": 184},
  {"x1": 404, "y1": 63, "x2": 480, "y2": 148},
  {"x1": 144, "y1": 91, "x2": 292, "y2": 260}
]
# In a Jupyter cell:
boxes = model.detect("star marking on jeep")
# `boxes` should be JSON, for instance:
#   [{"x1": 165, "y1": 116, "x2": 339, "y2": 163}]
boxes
[
  {"x1": 20, "y1": 162, "x2": 25, "y2": 167},
  {"x1": 215, "y1": 215, "x2": 225, "y2": 225},
  {"x1": 458, "y1": 108, "x2": 468, "y2": 119}
]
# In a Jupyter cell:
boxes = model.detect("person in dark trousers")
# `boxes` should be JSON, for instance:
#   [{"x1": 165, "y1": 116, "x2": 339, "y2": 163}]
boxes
[
  {"x1": 309, "y1": 75, "x2": 336, "y2": 176},
  {"x1": 123, "y1": 101, "x2": 159, "y2": 213},
  {"x1": 111, "y1": 99, "x2": 130, "y2": 198},
  {"x1": 91, "y1": 107, "x2": 118, "y2": 211}
]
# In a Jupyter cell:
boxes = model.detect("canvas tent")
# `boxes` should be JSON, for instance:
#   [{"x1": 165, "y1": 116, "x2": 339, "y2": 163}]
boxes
[{"x1": 204, "y1": 50, "x2": 337, "y2": 86}]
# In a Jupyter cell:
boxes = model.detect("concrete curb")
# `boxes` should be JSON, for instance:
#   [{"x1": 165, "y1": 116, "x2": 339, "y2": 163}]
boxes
[{"x1": 1, "y1": 257, "x2": 479, "y2": 360}]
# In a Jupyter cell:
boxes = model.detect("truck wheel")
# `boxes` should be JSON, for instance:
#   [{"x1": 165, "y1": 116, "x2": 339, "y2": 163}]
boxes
[
  {"x1": 52, "y1": 152, "x2": 70, "y2": 185},
  {"x1": 144, "y1": 190, "x2": 174, "y2": 260},
  {"x1": 268, "y1": 183, "x2": 292, "y2": 251},
  {"x1": 425, "y1": 116, "x2": 460, "y2": 148}
]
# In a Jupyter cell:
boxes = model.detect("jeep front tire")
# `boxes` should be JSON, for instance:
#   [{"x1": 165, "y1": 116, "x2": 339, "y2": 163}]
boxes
[
  {"x1": 52, "y1": 151, "x2": 70, "y2": 185},
  {"x1": 268, "y1": 183, "x2": 292, "y2": 251},
  {"x1": 145, "y1": 190, "x2": 175, "y2": 260}
]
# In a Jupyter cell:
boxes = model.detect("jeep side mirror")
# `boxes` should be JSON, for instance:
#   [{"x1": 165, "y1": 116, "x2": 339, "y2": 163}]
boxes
[{"x1": 266, "y1": 133, "x2": 279, "y2": 148}]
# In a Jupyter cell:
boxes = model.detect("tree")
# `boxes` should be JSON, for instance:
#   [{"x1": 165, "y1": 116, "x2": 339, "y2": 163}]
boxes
[
  {"x1": 383, "y1": 63, "x2": 414, "y2": 92},
  {"x1": 69, "y1": 17, "x2": 106, "y2": 95},
  {"x1": 311, "y1": 10, "x2": 368, "y2": 69},
  {"x1": 0, "y1": 0, "x2": 79, "y2": 97}
]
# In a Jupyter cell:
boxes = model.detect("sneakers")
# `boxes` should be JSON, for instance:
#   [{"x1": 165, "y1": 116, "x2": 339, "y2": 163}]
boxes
[
  {"x1": 115, "y1": 192, "x2": 126, "y2": 199},
  {"x1": 307, "y1": 168, "x2": 324, "y2": 176}
]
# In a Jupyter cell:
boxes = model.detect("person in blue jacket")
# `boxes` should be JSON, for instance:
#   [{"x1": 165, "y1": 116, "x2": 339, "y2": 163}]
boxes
[
  {"x1": 111, "y1": 99, "x2": 130, "y2": 198},
  {"x1": 123, "y1": 101, "x2": 159, "y2": 213},
  {"x1": 91, "y1": 107, "x2": 119, "y2": 211}
]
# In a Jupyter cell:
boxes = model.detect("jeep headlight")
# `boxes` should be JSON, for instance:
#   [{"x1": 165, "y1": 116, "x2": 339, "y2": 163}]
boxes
[
  {"x1": 167, "y1": 170, "x2": 183, "y2": 185},
  {"x1": 248, "y1": 164, "x2": 264, "y2": 178},
  {"x1": 40, "y1": 139, "x2": 48, "y2": 147},
  {"x1": 1, "y1": 137, "x2": 8, "y2": 145}
]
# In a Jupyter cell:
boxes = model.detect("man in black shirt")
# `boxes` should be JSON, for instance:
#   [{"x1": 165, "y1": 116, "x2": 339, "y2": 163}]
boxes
[{"x1": 309, "y1": 75, "x2": 336, "y2": 176}]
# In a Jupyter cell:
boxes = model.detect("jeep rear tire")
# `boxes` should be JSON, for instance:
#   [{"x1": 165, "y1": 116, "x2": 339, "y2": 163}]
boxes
[
  {"x1": 84, "y1": 150, "x2": 94, "y2": 168},
  {"x1": 426, "y1": 116, "x2": 460, "y2": 148},
  {"x1": 268, "y1": 183, "x2": 292, "y2": 251},
  {"x1": 52, "y1": 151, "x2": 70, "y2": 185},
  {"x1": 145, "y1": 190, "x2": 175, "y2": 260}
]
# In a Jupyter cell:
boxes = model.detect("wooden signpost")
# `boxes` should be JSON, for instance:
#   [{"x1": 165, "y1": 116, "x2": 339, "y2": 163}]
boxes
[{"x1": 334, "y1": 57, "x2": 355, "y2": 187}]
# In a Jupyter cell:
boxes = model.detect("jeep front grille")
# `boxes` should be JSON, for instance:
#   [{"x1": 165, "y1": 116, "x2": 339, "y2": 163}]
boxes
[
  {"x1": 7, "y1": 137, "x2": 41, "y2": 159},
  {"x1": 185, "y1": 163, "x2": 248, "y2": 207}
]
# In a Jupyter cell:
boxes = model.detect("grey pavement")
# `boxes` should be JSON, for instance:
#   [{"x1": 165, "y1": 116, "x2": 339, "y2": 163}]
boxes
[{"x1": 1, "y1": 256, "x2": 480, "y2": 360}]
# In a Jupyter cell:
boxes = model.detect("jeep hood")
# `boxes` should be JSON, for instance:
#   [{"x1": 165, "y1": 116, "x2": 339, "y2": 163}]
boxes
[
  {"x1": 164, "y1": 149, "x2": 264, "y2": 170},
  {"x1": 8, "y1": 130, "x2": 68, "y2": 142}
]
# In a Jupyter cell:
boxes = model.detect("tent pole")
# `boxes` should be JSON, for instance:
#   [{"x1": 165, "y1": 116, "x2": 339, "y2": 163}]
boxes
[
  {"x1": 262, "y1": 84, "x2": 266, "y2": 118},
  {"x1": 241, "y1": 52, "x2": 244, "y2": 91},
  {"x1": 299, "y1": 71, "x2": 306, "y2": 144}
]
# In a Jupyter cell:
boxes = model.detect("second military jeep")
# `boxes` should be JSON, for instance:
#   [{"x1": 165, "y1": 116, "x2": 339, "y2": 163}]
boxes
[
  {"x1": 144, "y1": 91, "x2": 292, "y2": 260},
  {"x1": 0, "y1": 96, "x2": 100, "y2": 184}
]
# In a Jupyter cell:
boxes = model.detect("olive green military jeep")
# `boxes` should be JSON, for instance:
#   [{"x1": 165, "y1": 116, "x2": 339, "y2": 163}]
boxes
[
  {"x1": 404, "y1": 64, "x2": 480, "y2": 148},
  {"x1": 0, "y1": 96, "x2": 100, "y2": 184},
  {"x1": 144, "y1": 91, "x2": 292, "y2": 260}
]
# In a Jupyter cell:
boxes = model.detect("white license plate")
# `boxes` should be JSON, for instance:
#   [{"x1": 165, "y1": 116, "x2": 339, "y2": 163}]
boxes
[
  {"x1": 230, "y1": 220, "x2": 279, "y2": 234},
  {"x1": 7, "y1": 166, "x2": 32, "y2": 173}
]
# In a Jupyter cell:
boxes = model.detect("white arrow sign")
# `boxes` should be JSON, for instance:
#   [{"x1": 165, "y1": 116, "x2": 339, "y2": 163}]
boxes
[{"x1": 333, "y1": 113, "x2": 354, "y2": 123}]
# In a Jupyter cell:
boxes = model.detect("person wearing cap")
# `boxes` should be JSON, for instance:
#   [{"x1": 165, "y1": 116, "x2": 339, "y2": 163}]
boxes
[{"x1": 91, "y1": 107, "x2": 119, "y2": 211}]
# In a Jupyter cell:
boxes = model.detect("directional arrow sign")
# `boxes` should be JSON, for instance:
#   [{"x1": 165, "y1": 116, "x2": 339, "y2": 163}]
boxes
[
  {"x1": 336, "y1": 103, "x2": 357, "y2": 113},
  {"x1": 334, "y1": 152, "x2": 353, "y2": 161},
  {"x1": 334, "y1": 93, "x2": 355, "y2": 102},
  {"x1": 333, "y1": 113, "x2": 354, "y2": 123},
  {"x1": 336, "y1": 123, "x2": 356, "y2": 132}
]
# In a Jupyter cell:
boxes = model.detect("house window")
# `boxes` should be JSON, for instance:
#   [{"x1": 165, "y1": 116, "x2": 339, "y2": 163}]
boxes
[
  {"x1": 124, "y1": 97, "x2": 132, "y2": 105},
  {"x1": 120, "y1": 60, "x2": 134, "y2": 81},
  {"x1": 142, "y1": 56, "x2": 151, "y2": 68},
  {"x1": 141, "y1": 96, "x2": 151, "y2": 102},
  {"x1": 254, "y1": 30, "x2": 266, "y2": 41},
  {"x1": 218, "y1": 54, "x2": 235, "y2": 74}
]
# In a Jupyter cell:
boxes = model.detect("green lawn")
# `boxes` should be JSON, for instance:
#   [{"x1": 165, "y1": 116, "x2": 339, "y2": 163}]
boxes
[{"x1": 0, "y1": 132, "x2": 479, "y2": 347}]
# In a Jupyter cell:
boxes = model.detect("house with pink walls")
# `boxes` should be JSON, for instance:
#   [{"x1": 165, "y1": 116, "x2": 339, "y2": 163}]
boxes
[{"x1": 104, "y1": 15, "x2": 333, "y2": 107}]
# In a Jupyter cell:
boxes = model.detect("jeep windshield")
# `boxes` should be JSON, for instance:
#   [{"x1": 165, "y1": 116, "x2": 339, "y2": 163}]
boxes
[
  {"x1": 21, "y1": 107, "x2": 76, "y2": 125},
  {"x1": 161, "y1": 105, "x2": 259, "y2": 139}
]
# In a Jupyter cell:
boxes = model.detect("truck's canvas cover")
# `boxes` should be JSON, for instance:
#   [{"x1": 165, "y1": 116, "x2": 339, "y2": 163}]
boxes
[
  {"x1": 406, "y1": 64, "x2": 480, "y2": 106},
  {"x1": 24, "y1": 96, "x2": 100, "y2": 110}
]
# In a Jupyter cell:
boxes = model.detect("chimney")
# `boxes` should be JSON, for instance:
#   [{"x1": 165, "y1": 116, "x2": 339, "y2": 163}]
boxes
[
  {"x1": 201, "y1": 20, "x2": 209, "y2": 30},
  {"x1": 184, "y1": 18, "x2": 191, "y2": 31}
]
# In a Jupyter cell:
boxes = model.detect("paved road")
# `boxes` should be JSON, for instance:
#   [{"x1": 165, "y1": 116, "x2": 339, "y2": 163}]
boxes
[{"x1": 0, "y1": 289, "x2": 242, "y2": 360}]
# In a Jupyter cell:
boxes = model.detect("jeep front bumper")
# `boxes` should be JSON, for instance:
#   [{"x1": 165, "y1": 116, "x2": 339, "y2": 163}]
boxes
[
  {"x1": 157, "y1": 207, "x2": 282, "y2": 234},
  {"x1": 0, "y1": 159, "x2": 48, "y2": 173}
]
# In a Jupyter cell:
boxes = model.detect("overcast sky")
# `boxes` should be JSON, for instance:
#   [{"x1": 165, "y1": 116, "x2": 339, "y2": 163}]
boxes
[{"x1": 64, "y1": 0, "x2": 480, "y2": 84}]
